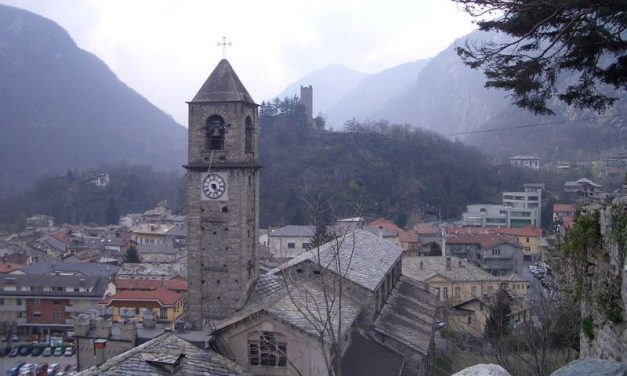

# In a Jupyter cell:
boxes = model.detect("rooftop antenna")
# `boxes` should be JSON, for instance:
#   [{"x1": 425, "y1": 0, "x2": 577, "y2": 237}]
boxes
[{"x1": 217, "y1": 36, "x2": 231, "y2": 59}]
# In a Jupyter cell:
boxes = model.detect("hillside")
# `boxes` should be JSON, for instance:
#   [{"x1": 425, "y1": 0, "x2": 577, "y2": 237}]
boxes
[
  {"x1": 0, "y1": 5, "x2": 186, "y2": 195},
  {"x1": 276, "y1": 64, "x2": 367, "y2": 116},
  {"x1": 325, "y1": 59, "x2": 430, "y2": 128}
]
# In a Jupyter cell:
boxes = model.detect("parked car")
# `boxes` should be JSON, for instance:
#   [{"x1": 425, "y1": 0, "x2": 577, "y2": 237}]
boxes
[
  {"x1": 18, "y1": 346, "x2": 32, "y2": 356},
  {"x1": 0, "y1": 347, "x2": 10, "y2": 357},
  {"x1": 53, "y1": 347, "x2": 64, "y2": 357},
  {"x1": 434, "y1": 320, "x2": 447, "y2": 329},
  {"x1": 6, "y1": 362, "x2": 25, "y2": 376},
  {"x1": 8, "y1": 347, "x2": 19, "y2": 357},
  {"x1": 10, "y1": 335, "x2": 19, "y2": 342},
  {"x1": 31, "y1": 347, "x2": 44, "y2": 357},
  {"x1": 63, "y1": 347, "x2": 74, "y2": 356},
  {"x1": 47, "y1": 364, "x2": 60, "y2": 376},
  {"x1": 32, "y1": 363, "x2": 47, "y2": 376},
  {"x1": 42, "y1": 347, "x2": 53, "y2": 357}
]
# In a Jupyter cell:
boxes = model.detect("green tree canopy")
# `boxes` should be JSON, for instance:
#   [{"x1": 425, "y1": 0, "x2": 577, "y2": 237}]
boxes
[{"x1": 454, "y1": 0, "x2": 626, "y2": 114}]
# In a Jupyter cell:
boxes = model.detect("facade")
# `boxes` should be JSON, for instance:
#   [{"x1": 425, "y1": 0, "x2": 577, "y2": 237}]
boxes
[
  {"x1": 26, "y1": 214, "x2": 54, "y2": 229},
  {"x1": 268, "y1": 225, "x2": 316, "y2": 258},
  {"x1": 402, "y1": 256, "x2": 528, "y2": 305},
  {"x1": 461, "y1": 190, "x2": 541, "y2": 228},
  {"x1": 448, "y1": 293, "x2": 530, "y2": 337},
  {"x1": 494, "y1": 226, "x2": 543, "y2": 262},
  {"x1": 129, "y1": 223, "x2": 176, "y2": 246},
  {"x1": 553, "y1": 203, "x2": 576, "y2": 222},
  {"x1": 445, "y1": 233, "x2": 525, "y2": 276},
  {"x1": 564, "y1": 178, "x2": 602, "y2": 198},
  {"x1": 185, "y1": 59, "x2": 260, "y2": 326},
  {"x1": 102, "y1": 288, "x2": 185, "y2": 325},
  {"x1": 0, "y1": 274, "x2": 109, "y2": 330},
  {"x1": 509, "y1": 155, "x2": 541, "y2": 170}
]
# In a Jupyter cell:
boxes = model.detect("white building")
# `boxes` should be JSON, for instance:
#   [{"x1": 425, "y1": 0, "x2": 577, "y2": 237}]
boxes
[
  {"x1": 462, "y1": 190, "x2": 541, "y2": 228},
  {"x1": 509, "y1": 155, "x2": 540, "y2": 170}
]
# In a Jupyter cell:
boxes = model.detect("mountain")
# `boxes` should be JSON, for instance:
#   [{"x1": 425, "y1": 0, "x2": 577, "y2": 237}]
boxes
[
  {"x1": 275, "y1": 64, "x2": 367, "y2": 116},
  {"x1": 0, "y1": 5, "x2": 186, "y2": 195},
  {"x1": 374, "y1": 30, "x2": 626, "y2": 161},
  {"x1": 325, "y1": 59, "x2": 430, "y2": 128}
]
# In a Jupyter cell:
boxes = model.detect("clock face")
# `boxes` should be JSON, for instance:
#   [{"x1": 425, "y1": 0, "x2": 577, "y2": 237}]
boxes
[{"x1": 202, "y1": 173, "x2": 227, "y2": 199}]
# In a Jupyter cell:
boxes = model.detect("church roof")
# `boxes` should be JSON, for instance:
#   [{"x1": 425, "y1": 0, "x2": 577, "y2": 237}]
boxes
[{"x1": 191, "y1": 59, "x2": 256, "y2": 104}]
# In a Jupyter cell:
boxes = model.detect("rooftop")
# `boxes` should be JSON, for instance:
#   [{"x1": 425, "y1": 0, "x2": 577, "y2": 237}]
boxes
[
  {"x1": 553, "y1": 204, "x2": 576, "y2": 213},
  {"x1": 20, "y1": 261, "x2": 119, "y2": 277},
  {"x1": 191, "y1": 59, "x2": 256, "y2": 104},
  {"x1": 103, "y1": 288, "x2": 183, "y2": 306},
  {"x1": 76, "y1": 332, "x2": 250, "y2": 376},
  {"x1": 114, "y1": 278, "x2": 187, "y2": 292},
  {"x1": 403, "y1": 256, "x2": 502, "y2": 282},
  {"x1": 130, "y1": 223, "x2": 176, "y2": 235}
]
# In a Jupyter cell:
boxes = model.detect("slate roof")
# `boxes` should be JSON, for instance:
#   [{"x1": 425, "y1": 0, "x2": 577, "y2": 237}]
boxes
[
  {"x1": 192, "y1": 59, "x2": 256, "y2": 104},
  {"x1": 20, "y1": 261, "x2": 119, "y2": 277},
  {"x1": 219, "y1": 276, "x2": 361, "y2": 343},
  {"x1": 267, "y1": 229, "x2": 403, "y2": 291},
  {"x1": 341, "y1": 332, "x2": 405, "y2": 376},
  {"x1": 403, "y1": 256, "x2": 502, "y2": 282},
  {"x1": 76, "y1": 332, "x2": 250, "y2": 375},
  {"x1": 0, "y1": 275, "x2": 108, "y2": 297},
  {"x1": 373, "y1": 276, "x2": 437, "y2": 355},
  {"x1": 270, "y1": 225, "x2": 316, "y2": 238}
]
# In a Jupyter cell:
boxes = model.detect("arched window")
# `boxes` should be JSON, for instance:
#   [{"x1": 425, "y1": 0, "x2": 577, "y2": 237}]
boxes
[
  {"x1": 248, "y1": 331, "x2": 287, "y2": 367},
  {"x1": 206, "y1": 115, "x2": 225, "y2": 150},
  {"x1": 245, "y1": 116, "x2": 254, "y2": 153}
]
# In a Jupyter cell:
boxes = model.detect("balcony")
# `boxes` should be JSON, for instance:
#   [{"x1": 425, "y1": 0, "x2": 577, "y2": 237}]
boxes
[
  {"x1": 65, "y1": 305, "x2": 88, "y2": 313},
  {"x1": 0, "y1": 305, "x2": 26, "y2": 312}
]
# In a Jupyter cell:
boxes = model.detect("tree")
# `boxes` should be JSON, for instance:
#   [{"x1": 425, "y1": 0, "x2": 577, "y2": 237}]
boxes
[
  {"x1": 485, "y1": 288, "x2": 512, "y2": 340},
  {"x1": 124, "y1": 245, "x2": 140, "y2": 263},
  {"x1": 105, "y1": 197, "x2": 120, "y2": 225},
  {"x1": 453, "y1": 0, "x2": 626, "y2": 114}
]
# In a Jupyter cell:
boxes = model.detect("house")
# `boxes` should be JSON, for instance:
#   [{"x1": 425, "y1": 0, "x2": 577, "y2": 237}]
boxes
[
  {"x1": 136, "y1": 244, "x2": 181, "y2": 263},
  {"x1": 102, "y1": 288, "x2": 186, "y2": 326},
  {"x1": 564, "y1": 178, "x2": 602, "y2": 198},
  {"x1": 212, "y1": 229, "x2": 438, "y2": 376},
  {"x1": 113, "y1": 277, "x2": 187, "y2": 294},
  {"x1": 0, "y1": 274, "x2": 110, "y2": 330},
  {"x1": 268, "y1": 225, "x2": 316, "y2": 258},
  {"x1": 16, "y1": 260, "x2": 120, "y2": 279},
  {"x1": 445, "y1": 233, "x2": 525, "y2": 276},
  {"x1": 143, "y1": 201, "x2": 171, "y2": 223},
  {"x1": 87, "y1": 173, "x2": 110, "y2": 188},
  {"x1": 129, "y1": 223, "x2": 177, "y2": 246},
  {"x1": 116, "y1": 262, "x2": 186, "y2": 280},
  {"x1": 76, "y1": 331, "x2": 249, "y2": 375},
  {"x1": 402, "y1": 256, "x2": 528, "y2": 305},
  {"x1": 0, "y1": 262, "x2": 22, "y2": 274},
  {"x1": 509, "y1": 155, "x2": 540, "y2": 170},
  {"x1": 553, "y1": 204, "x2": 576, "y2": 223},
  {"x1": 119, "y1": 214, "x2": 143, "y2": 228},
  {"x1": 492, "y1": 226, "x2": 543, "y2": 262},
  {"x1": 461, "y1": 189, "x2": 542, "y2": 228},
  {"x1": 26, "y1": 214, "x2": 54, "y2": 229}
]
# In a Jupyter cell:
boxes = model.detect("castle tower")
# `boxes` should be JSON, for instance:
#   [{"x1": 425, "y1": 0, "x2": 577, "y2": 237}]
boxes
[
  {"x1": 299, "y1": 85, "x2": 314, "y2": 128},
  {"x1": 185, "y1": 59, "x2": 259, "y2": 328}
]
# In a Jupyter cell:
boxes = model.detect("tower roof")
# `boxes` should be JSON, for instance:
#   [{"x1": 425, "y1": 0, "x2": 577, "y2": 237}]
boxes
[{"x1": 191, "y1": 59, "x2": 256, "y2": 104}]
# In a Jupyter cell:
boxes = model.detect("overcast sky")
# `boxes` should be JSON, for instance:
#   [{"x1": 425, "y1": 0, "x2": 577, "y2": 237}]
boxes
[{"x1": 3, "y1": 0, "x2": 477, "y2": 125}]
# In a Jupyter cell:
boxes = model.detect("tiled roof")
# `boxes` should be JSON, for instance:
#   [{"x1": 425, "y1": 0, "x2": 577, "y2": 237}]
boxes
[
  {"x1": 270, "y1": 225, "x2": 316, "y2": 237},
  {"x1": 20, "y1": 261, "x2": 119, "y2": 277},
  {"x1": 0, "y1": 263, "x2": 22, "y2": 273},
  {"x1": 398, "y1": 230, "x2": 419, "y2": 243},
  {"x1": 49, "y1": 231, "x2": 70, "y2": 244},
  {"x1": 114, "y1": 278, "x2": 188, "y2": 292},
  {"x1": 341, "y1": 332, "x2": 405, "y2": 376},
  {"x1": 104, "y1": 288, "x2": 183, "y2": 306},
  {"x1": 495, "y1": 226, "x2": 542, "y2": 238},
  {"x1": 367, "y1": 218, "x2": 403, "y2": 233},
  {"x1": 0, "y1": 275, "x2": 108, "y2": 297},
  {"x1": 403, "y1": 256, "x2": 502, "y2": 282},
  {"x1": 446, "y1": 233, "x2": 520, "y2": 248},
  {"x1": 553, "y1": 204, "x2": 576, "y2": 213},
  {"x1": 373, "y1": 276, "x2": 437, "y2": 355},
  {"x1": 413, "y1": 223, "x2": 440, "y2": 235},
  {"x1": 76, "y1": 332, "x2": 250, "y2": 375},
  {"x1": 267, "y1": 229, "x2": 403, "y2": 291}
]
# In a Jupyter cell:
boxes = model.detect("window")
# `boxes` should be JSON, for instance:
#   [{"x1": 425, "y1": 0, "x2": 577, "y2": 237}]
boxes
[
  {"x1": 160, "y1": 307, "x2": 168, "y2": 319},
  {"x1": 248, "y1": 332, "x2": 287, "y2": 367},
  {"x1": 245, "y1": 116, "x2": 254, "y2": 152},
  {"x1": 33, "y1": 299, "x2": 41, "y2": 305},
  {"x1": 443, "y1": 287, "x2": 448, "y2": 299},
  {"x1": 434, "y1": 287, "x2": 440, "y2": 300},
  {"x1": 454, "y1": 286, "x2": 460, "y2": 299},
  {"x1": 492, "y1": 248, "x2": 501, "y2": 256},
  {"x1": 52, "y1": 300, "x2": 61, "y2": 305},
  {"x1": 16, "y1": 299, "x2": 22, "y2": 306},
  {"x1": 207, "y1": 115, "x2": 226, "y2": 150},
  {"x1": 468, "y1": 316, "x2": 472, "y2": 325},
  {"x1": 32, "y1": 311, "x2": 41, "y2": 318},
  {"x1": 287, "y1": 242, "x2": 295, "y2": 249},
  {"x1": 471, "y1": 286, "x2": 477, "y2": 297},
  {"x1": 52, "y1": 312, "x2": 61, "y2": 319},
  {"x1": 302, "y1": 242, "x2": 311, "y2": 249}
]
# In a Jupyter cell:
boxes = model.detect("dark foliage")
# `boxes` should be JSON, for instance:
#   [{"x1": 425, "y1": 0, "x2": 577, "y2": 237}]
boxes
[
  {"x1": 485, "y1": 288, "x2": 512, "y2": 340},
  {"x1": 124, "y1": 245, "x2": 140, "y2": 263},
  {"x1": 454, "y1": 0, "x2": 626, "y2": 114},
  {"x1": 258, "y1": 97, "x2": 541, "y2": 227}
]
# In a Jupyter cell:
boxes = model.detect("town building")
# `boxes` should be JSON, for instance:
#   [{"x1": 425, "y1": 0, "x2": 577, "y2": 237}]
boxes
[
  {"x1": 509, "y1": 155, "x2": 540, "y2": 170},
  {"x1": 402, "y1": 256, "x2": 528, "y2": 305},
  {"x1": 87, "y1": 173, "x2": 110, "y2": 187},
  {"x1": 102, "y1": 288, "x2": 186, "y2": 326},
  {"x1": 113, "y1": 277, "x2": 187, "y2": 294},
  {"x1": 268, "y1": 225, "x2": 316, "y2": 258},
  {"x1": 461, "y1": 189, "x2": 541, "y2": 228},
  {"x1": 74, "y1": 315, "x2": 138, "y2": 370},
  {"x1": 564, "y1": 178, "x2": 602, "y2": 198},
  {"x1": 26, "y1": 214, "x2": 54, "y2": 229},
  {"x1": 444, "y1": 233, "x2": 525, "y2": 276}
]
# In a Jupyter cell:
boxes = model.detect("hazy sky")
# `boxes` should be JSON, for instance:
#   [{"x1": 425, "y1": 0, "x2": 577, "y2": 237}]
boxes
[{"x1": 3, "y1": 0, "x2": 477, "y2": 125}]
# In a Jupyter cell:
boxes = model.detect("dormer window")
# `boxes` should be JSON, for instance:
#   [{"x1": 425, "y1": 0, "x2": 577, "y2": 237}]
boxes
[{"x1": 207, "y1": 115, "x2": 226, "y2": 150}]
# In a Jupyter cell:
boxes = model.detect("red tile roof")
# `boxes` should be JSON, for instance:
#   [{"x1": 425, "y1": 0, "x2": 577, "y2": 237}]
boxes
[
  {"x1": 367, "y1": 218, "x2": 402, "y2": 233},
  {"x1": 0, "y1": 263, "x2": 22, "y2": 273},
  {"x1": 446, "y1": 233, "x2": 521, "y2": 248},
  {"x1": 553, "y1": 204, "x2": 576, "y2": 213},
  {"x1": 104, "y1": 288, "x2": 183, "y2": 306},
  {"x1": 49, "y1": 231, "x2": 71, "y2": 244},
  {"x1": 413, "y1": 223, "x2": 439, "y2": 235},
  {"x1": 494, "y1": 226, "x2": 542, "y2": 238},
  {"x1": 114, "y1": 278, "x2": 188, "y2": 292},
  {"x1": 398, "y1": 230, "x2": 419, "y2": 243}
]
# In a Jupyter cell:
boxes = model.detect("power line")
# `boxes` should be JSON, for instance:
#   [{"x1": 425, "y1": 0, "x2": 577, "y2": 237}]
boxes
[{"x1": 444, "y1": 114, "x2": 620, "y2": 137}]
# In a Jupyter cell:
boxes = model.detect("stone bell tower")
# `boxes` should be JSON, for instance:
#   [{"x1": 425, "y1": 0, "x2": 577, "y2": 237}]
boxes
[{"x1": 185, "y1": 59, "x2": 259, "y2": 328}]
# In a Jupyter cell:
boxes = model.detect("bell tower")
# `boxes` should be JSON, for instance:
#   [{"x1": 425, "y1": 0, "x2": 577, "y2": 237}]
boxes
[{"x1": 185, "y1": 59, "x2": 259, "y2": 328}]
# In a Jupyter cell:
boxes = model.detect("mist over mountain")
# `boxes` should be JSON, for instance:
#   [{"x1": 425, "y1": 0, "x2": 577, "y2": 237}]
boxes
[
  {"x1": 0, "y1": 5, "x2": 186, "y2": 195},
  {"x1": 325, "y1": 59, "x2": 430, "y2": 128},
  {"x1": 276, "y1": 64, "x2": 367, "y2": 116}
]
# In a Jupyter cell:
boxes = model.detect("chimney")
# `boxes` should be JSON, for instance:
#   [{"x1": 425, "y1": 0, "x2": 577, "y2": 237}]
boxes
[
  {"x1": 446, "y1": 257, "x2": 451, "y2": 270},
  {"x1": 94, "y1": 339, "x2": 107, "y2": 366},
  {"x1": 95, "y1": 318, "x2": 112, "y2": 338},
  {"x1": 118, "y1": 320, "x2": 137, "y2": 342},
  {"x1": 379, "y1": 226, "x2": 384, "y2": 239},
  {"x1": 419, "y1": 260, "x2": 423, "y2": 270},
  {"x1": 74, "y1": 314, "x2": 91, "y2": 337}
]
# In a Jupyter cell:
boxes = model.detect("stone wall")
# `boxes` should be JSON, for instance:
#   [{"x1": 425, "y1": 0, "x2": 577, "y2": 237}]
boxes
[{"x1": 579, "y1": 194, "x2": 626, "y2": 361}]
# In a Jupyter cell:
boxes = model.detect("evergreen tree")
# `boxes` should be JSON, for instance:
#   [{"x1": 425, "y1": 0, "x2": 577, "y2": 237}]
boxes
[
  {"x1": 124, "y1": 245, "x2": 140, "y2": 263},
  {"x1": 485, "y1": 288, "x2": 512, "y2": 340}
]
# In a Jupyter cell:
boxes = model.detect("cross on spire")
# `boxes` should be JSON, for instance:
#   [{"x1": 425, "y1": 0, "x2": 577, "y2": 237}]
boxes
[{"x1": 217, "y1": 36, "x2": 231, "y2": 59}]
